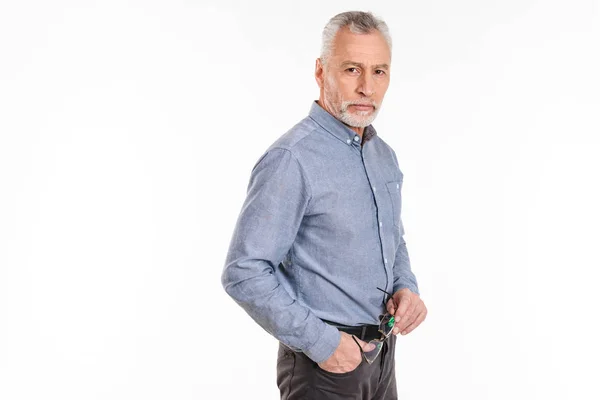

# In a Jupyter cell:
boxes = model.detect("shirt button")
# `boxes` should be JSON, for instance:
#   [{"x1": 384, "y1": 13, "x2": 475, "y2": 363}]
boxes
[
  {"x1": 372, "y1": 186, "x2": 376, "y2": 192},
  {"x1": 396, "y1": 183, "x2": 400, "y2": 189},
  {"x1": 379, "y1": 221, "x2": 383, "y2": 227},
  {"x1": 384, "y1": 258, "x2": 388, "y2": 264},
  {"x1": 354, "y1": 136, "x2": 360, "y2": 142},
  {"x1": 346, "y1": 139, "x2": 351, "y2": 144}
]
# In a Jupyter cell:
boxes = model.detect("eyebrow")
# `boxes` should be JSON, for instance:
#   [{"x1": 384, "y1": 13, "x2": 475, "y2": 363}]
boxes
[{"x1": 340, "y1": 61, "x2": 390, "y2": 70}]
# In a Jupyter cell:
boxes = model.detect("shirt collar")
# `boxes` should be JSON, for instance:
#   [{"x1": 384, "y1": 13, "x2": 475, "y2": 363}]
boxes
[{"x1": 308, "y1": 100, "x2": 377, "y2": 146}]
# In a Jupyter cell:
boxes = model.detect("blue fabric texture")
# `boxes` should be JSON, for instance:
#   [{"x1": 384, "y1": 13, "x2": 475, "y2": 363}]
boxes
[{"x1": 222, "y1": 101, "x2": 419, "y2": 363}]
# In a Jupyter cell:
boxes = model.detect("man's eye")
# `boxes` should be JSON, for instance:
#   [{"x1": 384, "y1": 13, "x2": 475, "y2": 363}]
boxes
[
  {"x1": 375, "y1": 70, "x2": 386, "y2": 75},
  {"x1": 347, "y1": 67, "x2": 359, "y2": 73}
]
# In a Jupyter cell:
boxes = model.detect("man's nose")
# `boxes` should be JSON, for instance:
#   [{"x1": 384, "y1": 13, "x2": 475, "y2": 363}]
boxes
[{"x1": 358, "y1": 74, "x2": 375, "y2": 97}]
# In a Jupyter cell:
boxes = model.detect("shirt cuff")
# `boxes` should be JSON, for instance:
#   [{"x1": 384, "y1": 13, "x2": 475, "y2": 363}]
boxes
[
  {"x1": 393, "y1": 282, "x2": 420, "y2": 296},
  {"x1": 302, "y1": 323, "x2": 341, "y2": 363}
]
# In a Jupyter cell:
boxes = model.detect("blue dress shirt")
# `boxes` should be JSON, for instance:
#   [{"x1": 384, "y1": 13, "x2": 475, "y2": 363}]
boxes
[{"x1": 222, "y1": 101, "x2": 419, "y2": 363}]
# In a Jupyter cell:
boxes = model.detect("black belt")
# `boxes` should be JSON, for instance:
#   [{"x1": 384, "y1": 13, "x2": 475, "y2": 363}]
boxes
[{"x1": 324, "y1": 321, "x2": 382, "y2": 342}]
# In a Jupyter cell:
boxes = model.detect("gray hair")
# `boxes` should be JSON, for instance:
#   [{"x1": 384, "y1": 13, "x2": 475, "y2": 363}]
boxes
[{"x1": 320, "y1": 11, "x2": 392, "y2": 65}]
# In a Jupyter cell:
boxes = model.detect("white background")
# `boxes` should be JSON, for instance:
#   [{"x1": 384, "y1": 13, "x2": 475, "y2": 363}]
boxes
[{"x1": 1, "y1": 1, "x2": 599, "y2": 399}]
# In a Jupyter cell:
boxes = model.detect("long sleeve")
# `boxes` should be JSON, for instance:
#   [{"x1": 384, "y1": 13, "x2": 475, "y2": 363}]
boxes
[
  {"x1": 391, "y1": 184, "x2": 420, "y2": 294},
  {"x1": 221, "y1": 147, "x2": 341, "y2": 363},
  {"x1": 388, "y1": 148, "x2": 420, "y2": 296},
  {"x1": 392, "y1": 220, "x2": 420, "y2": 295}
]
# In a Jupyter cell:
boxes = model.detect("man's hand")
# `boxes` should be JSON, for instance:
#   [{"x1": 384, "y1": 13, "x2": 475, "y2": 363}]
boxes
[
  {"x1": 386, "y1": 288, "x2": 427, "y2": 336},
  {"x1": 317, "y1": 332, "x2": 373, "y2": 373}
]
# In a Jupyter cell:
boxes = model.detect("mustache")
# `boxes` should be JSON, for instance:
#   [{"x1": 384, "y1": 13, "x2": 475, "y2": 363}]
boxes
[{"x1": 342, "y1": 100, "x2": 378, "y2": 109}]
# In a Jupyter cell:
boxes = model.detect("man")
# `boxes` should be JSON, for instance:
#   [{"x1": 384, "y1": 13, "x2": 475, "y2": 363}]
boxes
[{"x1": 222, "y1": 11, "x2": 427, "y2": 400}]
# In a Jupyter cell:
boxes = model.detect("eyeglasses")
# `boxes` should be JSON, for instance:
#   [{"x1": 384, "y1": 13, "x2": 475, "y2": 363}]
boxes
[{"x1": 351, "y1": 287, "x2": 396, "y2": 364}]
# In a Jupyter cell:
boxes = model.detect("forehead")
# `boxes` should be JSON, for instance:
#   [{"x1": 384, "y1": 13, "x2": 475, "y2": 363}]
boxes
[{"x1": 331, "y1": 27, "x2": 391, "y2": 65}]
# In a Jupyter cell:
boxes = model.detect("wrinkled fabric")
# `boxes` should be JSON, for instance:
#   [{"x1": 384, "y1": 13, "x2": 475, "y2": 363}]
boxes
[{"x1": 222, "y1": 101, "x2": 419, "y2": 363}]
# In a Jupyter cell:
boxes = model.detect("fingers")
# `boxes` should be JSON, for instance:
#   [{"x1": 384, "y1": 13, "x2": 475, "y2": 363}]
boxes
[
  {"x1": 392, "y1": 292, "x2": 428, "y2": 335},
  {"x1": 386, "y1": 298, "x2": 396, "y2": 315},
  {"x1": 392, "y1": 295, "x2": 412, "y2": 334},
  {"x1": 363, "y1": 342, "x2": 377, "y2": 352},
  {"x1": 394, "y1": 301, "x2": 417, "y2": 334},
  {"x1": 399, "y1": 306, "x2": 427, "y2": 335},
  {"x1": 394, "y1": 293, "x2": 411, "y2": 320},
  {"x1": 352, "y1": 335, "x2": 376, "y2": 352}
]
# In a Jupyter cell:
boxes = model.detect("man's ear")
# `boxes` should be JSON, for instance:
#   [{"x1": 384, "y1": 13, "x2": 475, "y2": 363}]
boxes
[{"x1": 315, "y1": 58, "x2": 324, "y2": 89}]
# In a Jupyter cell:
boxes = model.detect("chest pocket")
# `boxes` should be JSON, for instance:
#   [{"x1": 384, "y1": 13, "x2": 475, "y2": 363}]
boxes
[{"x1": 385, "y1": 180, "x2": 403, "y2": 229}]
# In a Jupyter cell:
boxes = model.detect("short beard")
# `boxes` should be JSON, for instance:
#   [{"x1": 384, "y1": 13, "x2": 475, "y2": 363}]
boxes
[
  {"x1": 337, "y1": 99, "x2": 380, "y2": 128},
  {"x1": 323, "y1": 75, "x2": 381, "y2": 128}
]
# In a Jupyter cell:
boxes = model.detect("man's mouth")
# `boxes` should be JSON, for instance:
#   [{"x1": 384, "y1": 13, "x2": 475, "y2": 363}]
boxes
[{"x1": 350, "y1": 104, "x2": 374, "y2": 111}]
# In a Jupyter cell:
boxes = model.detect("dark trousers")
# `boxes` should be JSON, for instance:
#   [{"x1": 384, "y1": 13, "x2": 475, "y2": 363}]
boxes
[{"x1": 276, "y1": 335, "x2": 397, "y2": 400}]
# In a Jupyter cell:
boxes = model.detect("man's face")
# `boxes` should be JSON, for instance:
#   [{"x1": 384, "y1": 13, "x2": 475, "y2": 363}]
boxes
[{"x1": 316, "y1": 26, "x2": 391, "y2": 129}]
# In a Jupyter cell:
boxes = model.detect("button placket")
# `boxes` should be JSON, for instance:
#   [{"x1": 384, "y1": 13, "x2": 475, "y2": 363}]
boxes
[{"x1": 362, "y1": 146, "x2": 391, "y2": 291}]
